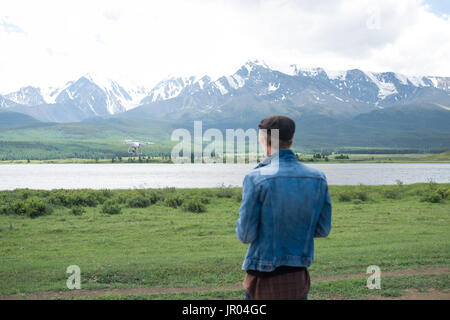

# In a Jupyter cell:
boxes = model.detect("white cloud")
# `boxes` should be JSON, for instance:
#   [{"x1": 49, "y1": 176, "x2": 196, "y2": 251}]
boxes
[{"x1": 0, "y1": 0, "x2": 449, "y2": 93}]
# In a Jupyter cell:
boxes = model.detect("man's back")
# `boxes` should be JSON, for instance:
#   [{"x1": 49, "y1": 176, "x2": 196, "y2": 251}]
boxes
[{"x1": 236, "y1": 149, "x2": 332, "y2": 272}]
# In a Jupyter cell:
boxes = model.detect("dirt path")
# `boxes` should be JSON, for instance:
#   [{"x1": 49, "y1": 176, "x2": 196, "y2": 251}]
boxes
[
  {"x1": 1, "y1": 267, "x2": 449, "y2": 300},
  {"x1": 368, "y1": 289, "x2": 450, "y2": 300}
]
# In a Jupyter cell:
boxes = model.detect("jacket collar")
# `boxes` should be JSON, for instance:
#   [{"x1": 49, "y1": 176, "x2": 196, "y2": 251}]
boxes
[{"x1": 255, "y1": 149, "x2": 296, "y2": 168}]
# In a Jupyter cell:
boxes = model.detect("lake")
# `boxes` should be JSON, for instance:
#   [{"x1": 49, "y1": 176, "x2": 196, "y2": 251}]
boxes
[{"x1": 0, "y1": 163, "x2": 449, "y2": 190}]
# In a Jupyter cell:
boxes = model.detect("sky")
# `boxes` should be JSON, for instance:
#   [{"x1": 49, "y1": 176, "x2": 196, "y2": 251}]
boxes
[{"x1": 0, "y1": 0, "x2": 450, "y2": 93}]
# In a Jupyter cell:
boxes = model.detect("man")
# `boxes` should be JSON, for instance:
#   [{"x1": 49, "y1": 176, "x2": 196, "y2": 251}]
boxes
[{"x1": 236, "y1": 115, "x2": 332, "y2": 300}]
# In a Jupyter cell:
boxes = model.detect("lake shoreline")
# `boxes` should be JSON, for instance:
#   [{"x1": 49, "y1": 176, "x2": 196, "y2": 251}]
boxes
[
  {"x1": 0, "y1": 163, "x2": 449, "y2": 190},
  {"x1": 1, "y1": 152, "x2": 448, "y2": 165}
]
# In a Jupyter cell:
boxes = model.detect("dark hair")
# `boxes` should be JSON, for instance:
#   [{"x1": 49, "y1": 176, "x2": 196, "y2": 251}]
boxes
[{"x1": 258, "y1": 115, "x2": 295, "y2": 148}]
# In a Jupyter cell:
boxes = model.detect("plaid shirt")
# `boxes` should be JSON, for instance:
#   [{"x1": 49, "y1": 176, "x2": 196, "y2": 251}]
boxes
[{"x1": 243, "y1": 268, "x2": 310, "y2": 300}]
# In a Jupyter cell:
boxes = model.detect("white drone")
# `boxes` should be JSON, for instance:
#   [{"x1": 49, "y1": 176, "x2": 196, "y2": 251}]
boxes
[{"x1": 124, "y1": 140, "x2": 155, "y2": 155}]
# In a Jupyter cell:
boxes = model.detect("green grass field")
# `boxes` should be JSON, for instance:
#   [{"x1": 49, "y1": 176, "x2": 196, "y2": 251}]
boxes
[{"x1": 0, "y1": 183, "x2": 449, "y2": 299}]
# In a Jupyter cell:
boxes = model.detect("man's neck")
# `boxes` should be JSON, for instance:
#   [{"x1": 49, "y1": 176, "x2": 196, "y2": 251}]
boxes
[{"x1": 266, "y1": 147, "x2": 290, "y2": 157}]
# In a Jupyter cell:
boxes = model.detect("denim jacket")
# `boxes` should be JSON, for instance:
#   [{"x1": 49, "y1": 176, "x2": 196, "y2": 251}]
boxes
[{"x1": 236, "y1": 149, "x2": 332, "y2": 272}]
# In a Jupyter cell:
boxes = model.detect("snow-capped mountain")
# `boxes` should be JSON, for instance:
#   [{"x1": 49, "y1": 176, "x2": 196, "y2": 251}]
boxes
[
  {"x1": 4, "y1": 86, "x2": 46, "y2": 106},
  {"x1": 123, "y1": 59, "x2": 450, "y2": 123},
  {"x1": 55, "y1": 73, "x2": 139, "y2": 115},
  {"x1": 1, "y1": 59, "x2": 449, "y2": 123},
  {"x1": 142, "y1": 59, "x2": 450, "y2": 109},
  {"x1": 40, "y1": 85, "x2": 67, "y2": 104},
  {"x1": 0, "y1": 95, "x2": 19, "y2": 109},
  {"x1": 0, "y1": 73, "x2": 149, "y2": 122},
  {"x1": 140, "y1": 76, "x2": 197, "y2": 104},
  {"x1": 290, "y1": 66, "x2": 450, "y2": 106}
]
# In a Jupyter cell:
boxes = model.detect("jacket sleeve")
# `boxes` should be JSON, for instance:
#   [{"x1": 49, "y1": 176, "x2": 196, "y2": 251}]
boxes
[
  {"x1": 236, "y1": 175, "x2": 261, "y2": 244},
  {"x1": 314, "y1": 180, "x2": 332, "y2": 238}
]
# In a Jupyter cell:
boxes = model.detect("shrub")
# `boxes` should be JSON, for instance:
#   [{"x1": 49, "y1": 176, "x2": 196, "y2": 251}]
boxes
[
  {"x1": 216, "y1": 184, "x2": 234, "y2": 198},
  {"x1": 200, "y1": 190, "x2": 215, "y2": 198},
  {"x1": 0, "y1": 197, "x2": 52, "y2": 218},
  {"x1": 101, "y1": 200, "x2": 122, "y2": 214},
  {"x1": 70, "y1": 207, "x2": 86, "y2": 216},
  {"x1": 100, "y1": 189, "x2": 113, "y2": 198},
  {"x1": 338, "y1": 192, "x2": 352, "y2": 202},
  {"x1": 436, "y1": 187, "x2": 450, "y2": 200},
  {"x1": 164, "y1": 195, "x2": 184, "y2": 208},
  {"x1": 382, "y1": 188, "x2": 402, "y2": 199},
  {"x1": 182, "y1": 199, "x2": 206, "y2": 213},
  {"x1": 127, "y1": 195, "x2": 152, "y2": 208},
  {"x1": 161, "y1": 187, "x2": 176, "y2": 195},
  {"x1": 198, "y1": 197, "x2": 210, "y2": 204},
  {"x1": 148, "y1": 192, "x2": 160, "y2": 204},
  {"x1": 48, "y1": 190, "x2": 104, "y2": 207},
  {"x1": 153, "y1": 187, "x2": 175, "y2": 202},
  {"x1": 16, "y1": 189, "x2": 32, "y2": 200},
  {"x1": 0, "y1": 204, "x2": 10, "y2": 215},
  {"x1": 353, "y1": 189, "x2": 369, "y2": 201},
  {"x1": 23, "y1": 197, "x2": 53, "y2": 218},
  {"x1": 337, "y1": 188, "x2": 369, "y2": 202},
  {"x1": 47, "y1": 190, "x2": 69, "y2": 206},
  {"x1": 113, "y1": 193, "x2": 128, "y2": 204},
  {"x1": 427, "y1": 180, "x2": 438, "y2": 190},
  {"x1": 9, "y1": 200, "x2": 27, "y2": 215},
  {"x1": 420, "y1": 192, "x2": 442, "y2": 203},
  {"x1": 420, "y1": 187, "x2": 449, "y2": 203},
  {"x1": 70, "y1": 193, "x2": 99, "y2": 207}
]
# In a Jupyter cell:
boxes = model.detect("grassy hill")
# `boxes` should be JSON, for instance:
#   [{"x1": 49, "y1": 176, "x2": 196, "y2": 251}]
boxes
[
  {"x1": 0, "y1": 118, "x2": 175, "y2": 160},
  {"x1": 0, "y1": 111, "x2": 41, "y2": 127},
  {"x1": 1, "y1": 103, "x2": 449, "y2": 160}
]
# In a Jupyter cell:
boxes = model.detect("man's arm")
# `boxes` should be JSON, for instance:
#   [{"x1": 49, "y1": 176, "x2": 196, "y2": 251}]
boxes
[
  {"x1": 236, "y1": 175, "x2": 261, "y2": 244},
  {"x1": 314, "y1": 180, "x2": 332, "y2": 238}
]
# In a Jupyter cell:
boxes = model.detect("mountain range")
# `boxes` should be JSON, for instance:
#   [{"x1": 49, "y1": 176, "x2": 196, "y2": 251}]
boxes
[
  {"x1": 1, "y1": 60, "x2": 449, "y2": 152},
  {"x1": 1, "y1": 60, "x2": 449, "y2": 124}
]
